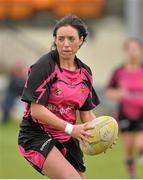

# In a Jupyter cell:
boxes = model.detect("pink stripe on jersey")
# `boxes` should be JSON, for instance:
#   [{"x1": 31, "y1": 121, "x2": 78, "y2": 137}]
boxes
[
  {"x1": 36, "y1": 70, "x2": 57, "y2": 103},
  {"x1": 82, "y1": 68, "x2": 92, "y2": 84},
  {"x1": 24, "y1": 67, "x2": 32, "y2": 88},
  {"x1": 18, "y1": 145, "x2": 45, "y2": 169},
  {"x1": 23, "y1": 103, "x2": 31, "y2": 118}
]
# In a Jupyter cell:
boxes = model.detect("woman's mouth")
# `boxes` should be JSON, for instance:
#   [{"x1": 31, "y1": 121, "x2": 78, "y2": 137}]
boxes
[{"x1": 63, "y1": 50, "x2": 72, "y2": 54}]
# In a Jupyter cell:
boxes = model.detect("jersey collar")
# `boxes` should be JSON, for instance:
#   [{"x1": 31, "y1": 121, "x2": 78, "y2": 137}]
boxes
[{"x1": 51, "y1": 49, "x2": 82, "y2": 73}]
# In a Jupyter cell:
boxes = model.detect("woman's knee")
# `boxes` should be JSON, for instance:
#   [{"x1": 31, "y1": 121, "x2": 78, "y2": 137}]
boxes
[
  {"x1": 43, "y1": 167, "x2": 81, "y2": 179},
  {"x1": 122, "y1": 133, "x2": 135, "y2": 157},
  {"x1": 135, "y1": 133, "x2": 143, "y2": 150},
  {"x1": 42, "y1": 146, "x2": 81, "y2": 179},
  {"x1": 78, "y1": 171, "x2": 85, "y2": 179}
]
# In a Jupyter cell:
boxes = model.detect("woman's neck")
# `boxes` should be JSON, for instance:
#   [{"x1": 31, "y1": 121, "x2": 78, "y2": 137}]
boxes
[
  {"x1": 125, "y1": 60, "x2": 141, "y2": 70},
  {"x1": 59, "y1": 56, "x2": 77, "y2": 71}
]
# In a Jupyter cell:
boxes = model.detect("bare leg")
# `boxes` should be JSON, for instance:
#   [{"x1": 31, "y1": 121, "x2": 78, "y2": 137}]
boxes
[
  {"x1": 42, "y1": 146, "x2": 81, "y2": 179},
  {"x1": 122, "y1": 132, "x2": 136, "y2": 178},
  {"x1": 135, "y1": 132, "x2": 143, "y2": 151},
  {"x1": 78, "y1": 171, "x2": 85, "y2": 179}
]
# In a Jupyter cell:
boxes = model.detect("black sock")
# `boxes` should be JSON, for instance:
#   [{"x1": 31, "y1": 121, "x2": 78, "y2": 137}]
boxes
[{"x1": 126, "y1": 159, "x2": 136, "y2": 179}]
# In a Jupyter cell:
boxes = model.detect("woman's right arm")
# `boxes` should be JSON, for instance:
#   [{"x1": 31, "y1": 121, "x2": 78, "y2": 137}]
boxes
[
  {"x1": 105, "y1": 88, "x2": 127, "y2": 101},
  {"x1": 106, "y1": 68, "x2": 128, "y2": 101},
  {"x1": 31, "y1": 102, "x2": 92, "y2": 142},
  {"x1": 31, "y1": 102, "x2": 67, "y2": 131}
]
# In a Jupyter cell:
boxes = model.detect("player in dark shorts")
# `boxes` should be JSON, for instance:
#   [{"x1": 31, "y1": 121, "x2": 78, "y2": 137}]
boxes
[
  {"x1": 106, "y1": 38, "x2": 143, "y2": 179},
  {"x1": 18, "y1": 15, "x2": 100, "y2": 179}
]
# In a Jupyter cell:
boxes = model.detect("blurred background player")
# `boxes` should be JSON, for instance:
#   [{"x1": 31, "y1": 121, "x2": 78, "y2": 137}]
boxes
[
  {"x1": 1, "y1": 62, "x2": 26, "y2": 123},
  {"x1": 106, "y1": 38, "x2": 143, "y2": 179}
]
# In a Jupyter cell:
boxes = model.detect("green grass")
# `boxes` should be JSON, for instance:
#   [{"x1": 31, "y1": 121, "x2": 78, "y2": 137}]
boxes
[{"x1": 0, "y1": 120, "x2": 143, "y2": 179}]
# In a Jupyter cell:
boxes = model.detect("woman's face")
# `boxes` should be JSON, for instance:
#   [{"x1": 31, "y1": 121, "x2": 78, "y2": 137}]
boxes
[
  {"x1": 124, "y1": 41, "x2": 142, "y2": 63},
  {"x1": 55, "y1": 25, "x2": 83, "y2": 60}
]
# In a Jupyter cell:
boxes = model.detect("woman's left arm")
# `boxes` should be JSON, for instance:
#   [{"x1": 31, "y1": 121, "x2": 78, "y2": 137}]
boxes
[{"x1": 79, "y1": 110, "x2": 96, "y2": 123}]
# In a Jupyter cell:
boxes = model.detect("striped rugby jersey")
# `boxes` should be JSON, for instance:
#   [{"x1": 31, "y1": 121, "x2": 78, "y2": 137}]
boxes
[{"x1": 21, "y1": 50, "x2": 100, "y2": 142}]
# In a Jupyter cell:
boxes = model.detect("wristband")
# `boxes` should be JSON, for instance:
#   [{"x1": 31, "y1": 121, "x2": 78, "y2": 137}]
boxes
[{"x1": 64, "y1": 123, "x2": 74, "y2": 135}]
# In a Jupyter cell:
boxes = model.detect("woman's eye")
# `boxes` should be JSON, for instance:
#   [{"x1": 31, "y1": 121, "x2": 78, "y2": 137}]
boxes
[
  {"x1": 58, "y1": 37, "x2": 65, "y2": 42},
  {"x1": 69, "y1": 37, "x2": 75, "y2": 42}
]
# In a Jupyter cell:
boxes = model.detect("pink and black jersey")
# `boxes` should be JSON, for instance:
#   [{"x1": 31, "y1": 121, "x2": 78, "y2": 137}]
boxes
[
  {"x1": 20, "y1": 50, "x2": 99, "y2": 142},
  {"x1": 108, "y1": 65, "x2": 143, "y2": 120}
]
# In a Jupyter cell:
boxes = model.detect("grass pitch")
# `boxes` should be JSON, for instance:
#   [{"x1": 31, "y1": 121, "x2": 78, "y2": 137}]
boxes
[{"x1": 0, "y1": 120, "x2": 143, "y2": 179}]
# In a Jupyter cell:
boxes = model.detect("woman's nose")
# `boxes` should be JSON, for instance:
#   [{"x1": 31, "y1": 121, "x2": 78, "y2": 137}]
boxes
[{"x1": 63, "y1": 39, "x2": 70, "y2": 46}]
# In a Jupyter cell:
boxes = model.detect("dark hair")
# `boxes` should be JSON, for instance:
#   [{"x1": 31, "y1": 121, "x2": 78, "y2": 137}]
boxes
[
  {"x1": 53, "y1": 15, "x2": 88, "y2": 42},
  {"x1": 123, "y1": 37, "x2": 143, "y2": 50}
]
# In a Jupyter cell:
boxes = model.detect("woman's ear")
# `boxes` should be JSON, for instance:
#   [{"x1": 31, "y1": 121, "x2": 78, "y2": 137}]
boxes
[
  {"x1": 54, "y1": 37, "x2": 57, "y2": 46},
  {"x1": 79, "y1": 36, "x2": 84, "y2": 47}
]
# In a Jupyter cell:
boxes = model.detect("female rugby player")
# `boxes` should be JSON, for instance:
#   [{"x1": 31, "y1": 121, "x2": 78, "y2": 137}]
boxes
[
  {"x1": 106, "y1": 38, "x2": 143, "y2": 179},
  {"x1": 18, "y1": 15, "x2": 100, "y2": 179}
]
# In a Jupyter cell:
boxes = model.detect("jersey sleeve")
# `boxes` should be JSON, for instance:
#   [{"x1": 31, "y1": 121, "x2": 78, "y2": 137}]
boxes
[
  {"x1": 79, "y1": 86, "x2": 100, "y2": 111},
  {"x1": 21, "y1": 56, "x2": 56, "y2": 106},
  {"x1": 79, "y1": 67, "x2": 100, "y2": 111},
  {"x1": 107, "y1": 69, "x2": 119, "y2": 88}
]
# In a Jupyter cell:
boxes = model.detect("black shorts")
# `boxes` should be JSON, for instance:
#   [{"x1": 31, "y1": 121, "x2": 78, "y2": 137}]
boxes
[
  {"x1": 18, "y1": 119, "x2": 85, "y2": 175},
  {"x1": 118, "y1": 118, "x2": 143, "y2": 132}
]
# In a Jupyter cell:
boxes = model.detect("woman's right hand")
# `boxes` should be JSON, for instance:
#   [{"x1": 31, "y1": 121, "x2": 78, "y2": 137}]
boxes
[
  {"x1": 106, "y1": 88, "x2": 128, "y2": 101},
  {"x1": 116, "y1": 88, "x2": 128, "y2": 100},
  {"x1": 71, "y1": 123, "x2": 94, "y2": 144}
]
